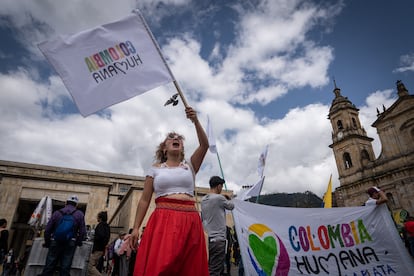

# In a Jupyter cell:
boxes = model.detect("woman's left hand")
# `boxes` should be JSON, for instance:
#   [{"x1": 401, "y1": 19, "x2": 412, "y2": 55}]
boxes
[{"x1": 185, "y1": 107, "x2": 198, "y2": 123}]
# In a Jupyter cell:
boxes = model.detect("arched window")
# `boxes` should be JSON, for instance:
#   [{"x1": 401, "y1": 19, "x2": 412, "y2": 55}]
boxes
[
  {"x1": 337, "y1": 120, "x2": 344, "y2": 130},
  {"x1": 352, "y1": 118, "x2": 357, "y2": 128},
  {"x1": 361, "y1": 149, "x2": 370, "y2": 161},
  {"x1": 343, "y1": 152, "x2": 353, "y2": 169}
]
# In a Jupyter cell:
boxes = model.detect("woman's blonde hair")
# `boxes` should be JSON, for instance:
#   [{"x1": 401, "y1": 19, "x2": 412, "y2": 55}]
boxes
[{"x1": 155, "y1": 132, "x2": 185, "y2": 163}]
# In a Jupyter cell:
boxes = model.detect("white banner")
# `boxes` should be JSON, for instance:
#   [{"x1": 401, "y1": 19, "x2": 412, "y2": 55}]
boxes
[
  {"x1": 232, "y1": 200, "x2": 414, "y2": 275},
  {"x1": 39, "y1": 10, "x2": 173, "y2": 116}
]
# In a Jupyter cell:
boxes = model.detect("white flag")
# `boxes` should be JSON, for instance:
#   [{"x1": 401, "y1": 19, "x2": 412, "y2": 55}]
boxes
[
  {"x1": 238, "y1": 176, "x2": 264, "y2": 201},
  {"x1": 43, "y1": 196, "x2": 53, "y2": 226},
  {"x1": 28, "y1": 196, "x2": 46, "y2": 227},
  {"x1": 257, "y1": 144, "x2": 269, "y2": 177},
  {"x1": 206, "y1": 115, "x2": 217, "y2": 154},
  {"x1": 38, "y1": 9, "x2": 174, "y2": 116}
]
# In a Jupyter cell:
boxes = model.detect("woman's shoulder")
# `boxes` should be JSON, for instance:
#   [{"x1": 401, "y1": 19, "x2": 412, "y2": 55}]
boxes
[{"x1": 152, "y1": 163, "x2": 162, "y2": 168}]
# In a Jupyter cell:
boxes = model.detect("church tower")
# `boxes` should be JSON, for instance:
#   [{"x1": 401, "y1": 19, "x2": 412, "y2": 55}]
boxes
[
  {"x1": 328, "y1": 82, "x2": 375, "y2": 186},
  {"x1": 328, "y1": 80, "x2": 414, "y2": 214}
]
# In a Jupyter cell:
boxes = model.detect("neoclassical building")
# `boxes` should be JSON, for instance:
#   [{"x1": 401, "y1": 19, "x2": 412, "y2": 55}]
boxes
[
  {"x1": 328, "y1": 80, "x2": 414, "y2": 219},
  {"x1": 0, "y1": 160, "x2": 224, "y2": 259}
]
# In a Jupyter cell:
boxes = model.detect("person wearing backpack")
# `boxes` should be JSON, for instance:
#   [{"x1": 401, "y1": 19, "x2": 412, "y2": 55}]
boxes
[{"x1": 41, "y1": 195, "x2": 86, "y2": 276}]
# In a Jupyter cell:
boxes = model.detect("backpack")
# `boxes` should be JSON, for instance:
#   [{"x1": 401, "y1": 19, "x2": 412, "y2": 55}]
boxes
[{"x1": 53, "y1": 209, "x2": 77, "y2": 242}]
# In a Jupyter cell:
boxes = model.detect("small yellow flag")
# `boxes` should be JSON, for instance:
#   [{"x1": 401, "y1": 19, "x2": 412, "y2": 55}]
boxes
[{"x1": 323, "y1": 175, "x2": 333, "y2": 208}]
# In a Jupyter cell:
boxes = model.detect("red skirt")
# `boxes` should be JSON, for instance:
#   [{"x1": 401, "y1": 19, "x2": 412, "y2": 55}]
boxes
[{"x1": 133, "y1": 197, "x2": 209, "y2": 276}]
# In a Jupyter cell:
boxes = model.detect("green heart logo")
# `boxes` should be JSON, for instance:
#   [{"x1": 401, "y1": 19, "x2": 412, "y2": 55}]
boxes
[{"x1": 249, "y1": 234, "x2": 278, "y2": 276}]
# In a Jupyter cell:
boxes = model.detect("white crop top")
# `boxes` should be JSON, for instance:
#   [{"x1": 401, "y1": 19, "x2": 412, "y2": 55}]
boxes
[{"x1": 146, "y1": 160, "x2": 195, "y2": 198}]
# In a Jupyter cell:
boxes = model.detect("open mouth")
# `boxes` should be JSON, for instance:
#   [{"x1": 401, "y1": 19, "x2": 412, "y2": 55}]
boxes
[{"x1": 172, "y1": 141, "x2": 180, "y2": 147}]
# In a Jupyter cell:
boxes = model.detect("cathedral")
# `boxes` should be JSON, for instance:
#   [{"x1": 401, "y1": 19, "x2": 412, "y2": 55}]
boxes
[{"x1": 328, "y1": 80, "x2": 414, "y2": 221}]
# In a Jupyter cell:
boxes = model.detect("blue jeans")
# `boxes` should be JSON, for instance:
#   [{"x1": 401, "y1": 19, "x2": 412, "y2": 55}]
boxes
[{"x1": 42, "y1": 240, "x2": 77, "y2": 276}]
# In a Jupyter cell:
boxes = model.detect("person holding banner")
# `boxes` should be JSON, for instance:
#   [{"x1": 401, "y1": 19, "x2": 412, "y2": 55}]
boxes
[
  {"x1": 365, "y1": 186, "x2": 388, "y2": 206},
  {"x1": 129, "y1": 106, "x2": 209, "y2": 276},
  {"x1": 201, "y1": 176, "x2": 234, "y2": 276}
]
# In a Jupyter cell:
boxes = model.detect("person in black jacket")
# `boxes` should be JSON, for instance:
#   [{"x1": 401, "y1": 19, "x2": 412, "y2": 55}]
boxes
[
  {"x1": 88, "y1": 211, "x2": 111, "y2": 276},
  {"x1": 0, "y1": 219, "x2": 8, "y2": 266}
]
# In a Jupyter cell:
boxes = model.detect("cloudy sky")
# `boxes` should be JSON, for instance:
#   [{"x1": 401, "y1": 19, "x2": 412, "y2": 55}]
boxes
[{"x1": 1, "y1": 0, "x2": 413, "y2": 198}]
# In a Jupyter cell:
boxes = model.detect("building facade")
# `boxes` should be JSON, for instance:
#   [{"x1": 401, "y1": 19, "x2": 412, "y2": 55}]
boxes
[
  {"x1": 328, "y1": 80, "x2": 414, "y2": 219},
  {"x1": 0, "y1": 160, "x2": 223, "y2": 259}
]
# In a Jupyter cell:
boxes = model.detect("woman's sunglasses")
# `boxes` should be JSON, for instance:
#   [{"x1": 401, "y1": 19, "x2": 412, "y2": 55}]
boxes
[{"x1": 166, "y1": 133, "x2": 184, "y2": 140}]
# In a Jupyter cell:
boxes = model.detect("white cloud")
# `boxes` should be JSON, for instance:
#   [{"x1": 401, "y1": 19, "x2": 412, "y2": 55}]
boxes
[
  {"x1": 213, "y1": 1, "x2": 336, "y2": 105},
  {"x1": 394, "y1": 53, "x2": 414, "y2": 73},
  {"x1": 1, "y1": 0, "x2": 396, "y2": 201}
]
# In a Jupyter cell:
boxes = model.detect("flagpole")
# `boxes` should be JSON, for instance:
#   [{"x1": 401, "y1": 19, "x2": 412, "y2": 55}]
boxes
[
  {"x1": 216, "y1": 152, "x2": 228, "y2": 191},
  {"x1": 172, "y1": 81, "x2": 189, "y2": 108},
  {"x1": 134, "y1": 9, "x2": 189, "y2": 108}
]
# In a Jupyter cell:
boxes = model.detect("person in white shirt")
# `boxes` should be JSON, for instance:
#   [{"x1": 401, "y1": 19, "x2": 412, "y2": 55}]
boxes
[
  {"x1": 365, "y1": 186, "x2": 388, "y2": 206},
  {"x1": 112, "y1": 231, "x2": 126, "y2": 276},
  {"x1": 129, "y1": 106, "x2": 209, "y2": 276}
]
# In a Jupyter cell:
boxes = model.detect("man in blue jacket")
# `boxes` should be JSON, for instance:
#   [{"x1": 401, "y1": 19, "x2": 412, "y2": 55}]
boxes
[{"x1": 41, "y1": 195, "x2": 86, "y2": 276}]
